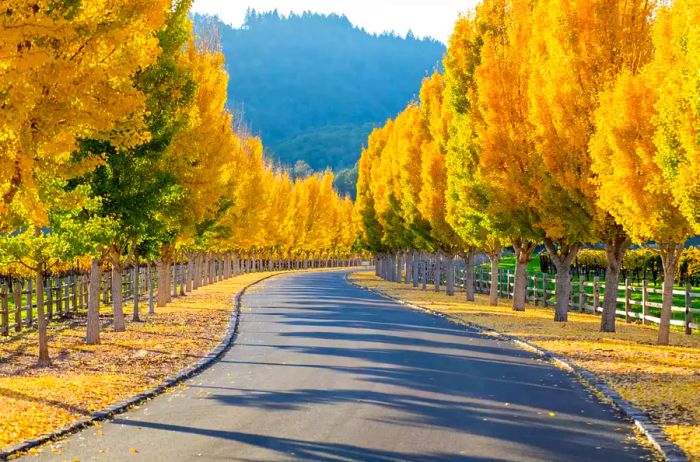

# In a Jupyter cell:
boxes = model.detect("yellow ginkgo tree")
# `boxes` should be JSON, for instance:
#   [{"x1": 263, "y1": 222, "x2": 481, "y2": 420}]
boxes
[
  {"x1": 0, "y1": 0, "x2": 169, "y2": 364},
  {"x1": 528, "y1": 0, "x2": 655, "y2": 323},
  {"x1": 591, "y1": 0, "x2": 696, "y2": 345}
]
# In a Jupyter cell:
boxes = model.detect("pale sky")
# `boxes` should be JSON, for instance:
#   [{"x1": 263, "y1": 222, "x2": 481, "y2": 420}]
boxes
[{"x1": 191, "y1": 1, "x2": 479, "y2": 44}]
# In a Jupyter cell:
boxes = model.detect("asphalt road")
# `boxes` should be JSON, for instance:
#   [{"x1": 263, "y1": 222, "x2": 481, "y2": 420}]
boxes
[{"x1": 25, "y1": 270, "x2": 653, "y2": 461}]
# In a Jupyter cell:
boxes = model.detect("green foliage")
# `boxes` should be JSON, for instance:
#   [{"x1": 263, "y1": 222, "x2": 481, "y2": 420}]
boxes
[
  {"x1": 193, "y1": 11, "x2": 444, "y2": 171},
  {"x1": 269, "y1": 123, "x2": 378, "y2": 171},
  {"x1": 333, "y1": 165, "x2": 358, "y2": 199},
  {"x1": 0, "y1": 188, "x2": 115, "y2": 268},
  {"x1": 70, "y1": 2, "x2": 196, "y2": 260}
]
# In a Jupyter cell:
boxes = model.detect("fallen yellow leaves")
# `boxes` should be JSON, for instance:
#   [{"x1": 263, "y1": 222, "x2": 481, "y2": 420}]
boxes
[
  {"x1": 350, "y1": 271, "x2": 700, "y2": 461},
  {"x1": 0, "y1": 271, "x2": 282, "y2": 452}
]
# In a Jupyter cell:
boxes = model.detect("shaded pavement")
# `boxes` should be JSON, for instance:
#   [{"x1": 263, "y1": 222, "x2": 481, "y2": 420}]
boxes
[{"x1": 24, "y1": 270, "x2": 653, "y2": 461}]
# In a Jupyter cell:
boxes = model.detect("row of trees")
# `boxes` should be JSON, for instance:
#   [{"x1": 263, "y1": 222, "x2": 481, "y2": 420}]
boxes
[
  {"x1": 355, "y1": 0, "x2": 699, "y2": 345},
  {"x1": 0, "y1": 1, "x2": 356, "y2": 365}
]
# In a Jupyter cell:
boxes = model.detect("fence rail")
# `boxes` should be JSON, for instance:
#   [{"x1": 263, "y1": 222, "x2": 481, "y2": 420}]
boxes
[
  {"x1": 0, "y1": 256, "x2": 361, "y2": 337},
  {"x1": 404, "y1": 259, "x2": 700, "y2": 333}
]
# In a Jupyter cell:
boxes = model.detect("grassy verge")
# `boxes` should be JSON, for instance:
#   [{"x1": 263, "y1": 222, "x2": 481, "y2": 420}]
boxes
[
  {"x1": 350, "y1": 270, "x2": 700, "y2": 460},
  {"x1": 0, "y1": 271, "x2": 283, "y2": 453},
  {"x1": 492, "y1": 255, "x2": 542, "y2": 272}
]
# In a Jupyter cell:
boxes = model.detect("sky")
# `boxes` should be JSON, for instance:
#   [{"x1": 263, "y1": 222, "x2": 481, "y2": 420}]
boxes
[{"x1": 190, "y1": 1, "x2": 480, "y2": 44}]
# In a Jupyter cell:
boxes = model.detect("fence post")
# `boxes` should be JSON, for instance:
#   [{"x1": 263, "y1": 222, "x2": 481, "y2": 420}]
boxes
[
  {"x1": 102, "y1": 273, "x2": 109, "y2": 304},
  {"x1": 172, "y1": 262, "x2": 177, "y2": 298},
  {"x1": 81, "y1": 275, "x2": 88, "y2": 310},
  {"x1": 543, "y1": 273, "x2": 548, "y2": 308},
  {"x1": 578, "y1": 279, "x2": 585, "y2": 312},
  {"x1": 625, "y1": 278, "x2": 631, "y2": 323},
  {"x1": 509, "y1": 270, "x2": 514, "y2": 299},
  {"x1": 642, "y1": 280, "x2": 649, "y2": 325},
  {"x1": 46, "y1": 277, "x2": 53, "y2": 319},
  {"x1": 26, "y1": 279, "x2": 33, "y2": 327},
  {"x1": 57, "y1": 277, "x2": 64, "y2": 316},
  {"x1": 64, "y1": 276, "x2": 70, "y2": 316},
  {"x1": 533, "y1": 273, "x2": 538, "y2": 305},
  {"x1": 593, "y1": 276, "x2": 600, "y2": 314},
  {"x1": 1, "y1": 284, "x2": 8, "y2": 337},
  {"x1": 13, "y1": 280, "x2": 22, "y2": 332},
  {"x1": 71, "y1": 274, "x2": 78, "y2": 313},
  {"x1": 686, "y1": 283, "x2": 693, "y2": 335},
  {"x1": 497, "y1": 269, "x2": 502, "y2": 298}
]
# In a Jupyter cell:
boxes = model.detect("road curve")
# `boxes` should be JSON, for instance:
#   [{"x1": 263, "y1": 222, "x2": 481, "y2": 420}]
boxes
[{"x1": 25, "y1": 270, "x2": 653, "y2": 461}]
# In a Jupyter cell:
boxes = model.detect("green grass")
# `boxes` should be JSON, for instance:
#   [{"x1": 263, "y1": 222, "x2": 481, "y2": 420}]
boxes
[
  {"x1": 494, "y1": 255, "x2": 542, "y2": 272},
  {"x1": 470, "y1": 258, "x2": 700, "y2": 325}
]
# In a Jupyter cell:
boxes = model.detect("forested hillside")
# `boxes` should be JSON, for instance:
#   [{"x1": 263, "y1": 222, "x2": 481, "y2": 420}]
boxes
[{"x1": 194, "y1": 11, "x2": 445, "y2": 195}]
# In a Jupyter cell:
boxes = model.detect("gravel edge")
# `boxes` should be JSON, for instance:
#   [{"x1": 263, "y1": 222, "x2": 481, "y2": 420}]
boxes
[
  {"x1": 346, "y1": 273, "x2": 688, "y2": 462},
  {"x1": 0, "y1": 272, "x2": 281, "y2": 461}
]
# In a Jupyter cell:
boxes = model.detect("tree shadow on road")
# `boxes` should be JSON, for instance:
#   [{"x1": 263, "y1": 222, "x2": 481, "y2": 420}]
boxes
[
  {"x1": 199, "y1": 272, "x2": 653, "y2": 461},
  {"x1": 112, "y1": 418, "x2": 515, "y2": 462}
]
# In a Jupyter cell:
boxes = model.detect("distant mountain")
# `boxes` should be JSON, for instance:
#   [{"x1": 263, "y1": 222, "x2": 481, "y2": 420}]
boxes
[{"x1": 193, "y1": 11, "x2": 445, "y2": 195}]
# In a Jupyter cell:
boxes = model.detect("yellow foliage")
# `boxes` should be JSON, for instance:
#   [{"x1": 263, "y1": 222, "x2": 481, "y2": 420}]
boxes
[{"x1": 0, "y1": 0, "x2": 170, "y2": 227}]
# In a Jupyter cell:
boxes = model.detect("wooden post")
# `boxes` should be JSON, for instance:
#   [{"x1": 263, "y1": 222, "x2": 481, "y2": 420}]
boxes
[
  {"x1": 1, "y1": 284, "x2": 8, "y2": 337},
  {"x1": 179, "y1": 259, "x2": 186, "y2": 296},
  {"x1": 82, "y1": 275, "x2": 88, "y2": 310},
  {"x1": 172, "y1": 261, "x2": 177, "y2": 298},
  {"x1": 26, "y1": 279, "x2": 33, "y2": 327},
  {"x1": 100, "y1": 271, "x2": 110, "y2": 305},
  {"x1": 57, "y1": 277, "x2": 64, "y2": 316},
  {"x1": 508, "y1": 270, "x2": 513, "y2": 299},
  {"x1": 13, "y1": 279, "x2": 22, "y2": 332},
  {"x1": 543, "y1": 273, "x2": 548, "y2": 308},
  {"x1": 147, "y1": 262, "x2": 155, "y2": 316},
  {"x1": 642, "y1": 279, "x2": 649, "y2": 325},
  {"x1": 71, "y1": 274, "x2": 78, "y2": 313},
  {"x1": 494, "y1": 269, "x2": 499, "y2": 297},
  {"x1": 64, "y1": 276, "x2": 70, "y2": 315},
  {"x1": 533, "y1": 273, "x2": 538, "y2": 306},
  {"x1": 578, "y1": 279, "x2": 585, "y2": 312},
  {"x1": 46, "y1": 277, "x2": 53, "y2": 319},
  {"x1": 685, "y1": 283, "x2": 693, "y2": 335},
  {"x1": 624, "y1": 278, "x2": 631, "y2": 323},
  {"x1": 593, "y1": 276, "x2": 600, "y2": 314}
]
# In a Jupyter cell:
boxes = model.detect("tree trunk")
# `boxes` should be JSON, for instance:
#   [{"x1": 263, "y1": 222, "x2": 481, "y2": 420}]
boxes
[
  {"x1": 462, "y1": 250, "x2": 476, "y2": 302},
  {"x1": 157, "y1": 259, "x2": 169, "y2": 307},
  {"x1": 433, "y1": 254, "x2": 441, "y2": 292},
  {"x1": 111, "y1": 265, "x2": 125, "y2": 332},
  {"x1": 186, "y1": 253, "x2": 193, "y2": 292},
  {"x1": 544, "y1": 239, "x2": 580, "y2": 322},
  {"x1": 512, "y1": 241, "x2": 536, "y2": 311},
  {"x1": 658, "y1": 243, "x2": 684, "y2": 345},
  {"x1": 179, "y1": 256, "x2": 186, "y2": 296},
  {"x1": 445, "y1": 255, "x2": 455, "y2": 296},
  {"x1": 192, "y1": 254, "x2": 199, "y2": 290},
  {"x1": 600, "y1": 236, "x2": 629, "y2": 332},
  {"x1": 421, "y1": 253, "x2": 427, "y2": 290},
  {"x1": 86, "y1": 258, "x2": 101, "y2": 345},
  {"x1": 412, "y1": 250, "x2": 420, "y2": 288},
  {"x1": 488, "y1": 251, "x2": 501, "y2": 306},
  {"x1": 404, "y1": 251, "x2": 411, "y2": 284},
  {"x1": 395, "y1": 253, "x2": 402, "y2": 282},
  {"x1": 35, "y1": 268, "x2": 50, "y2": 367},
  {"x1": 132, "y1": 262, "x2": 141, "y2": 322}
]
